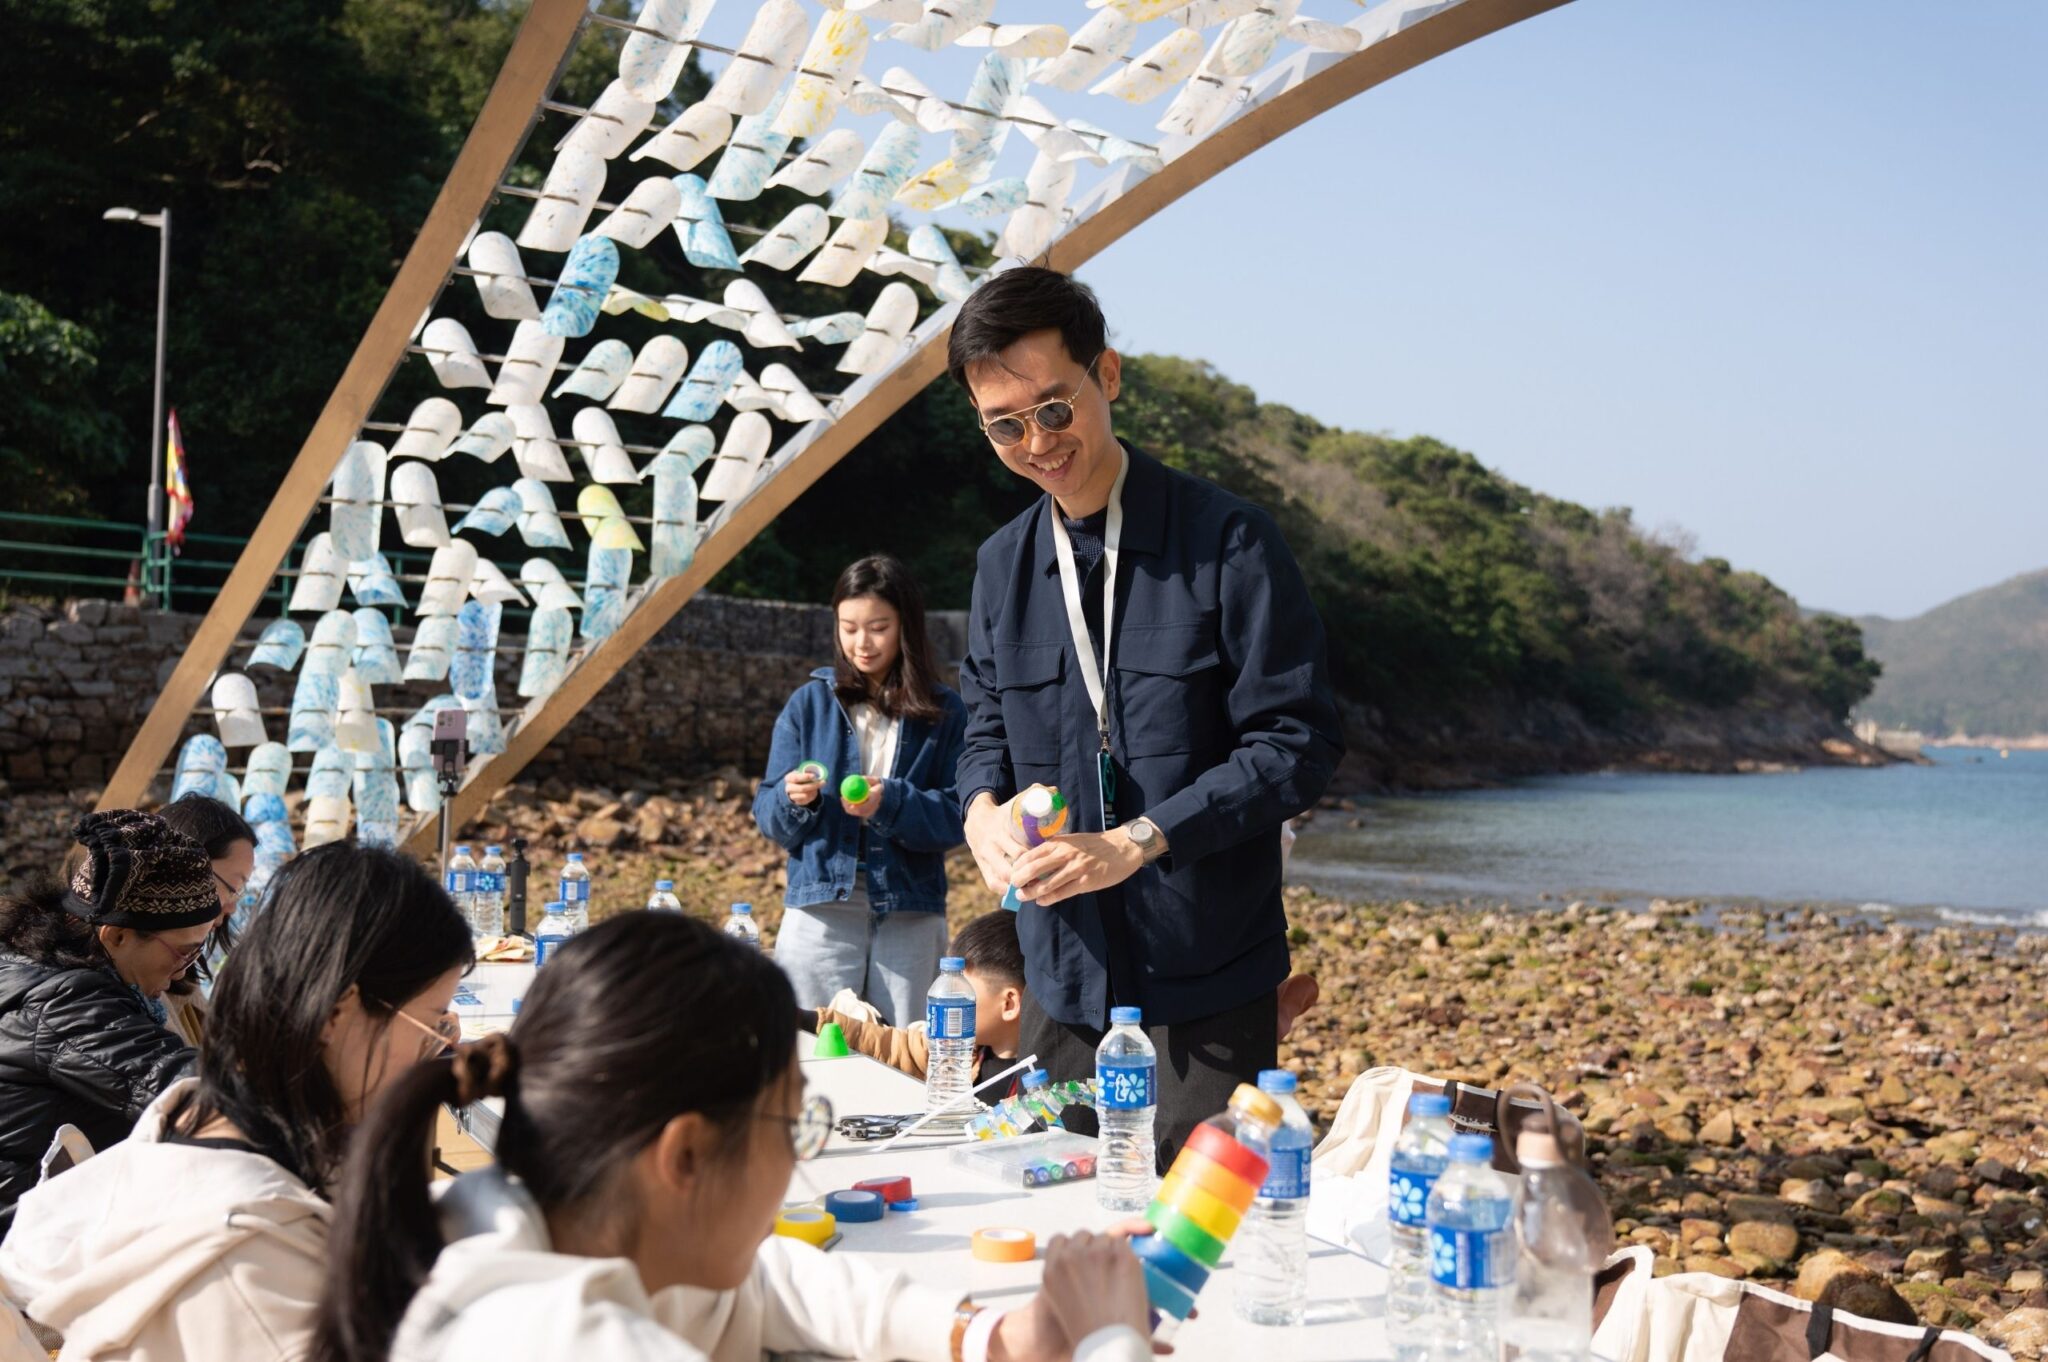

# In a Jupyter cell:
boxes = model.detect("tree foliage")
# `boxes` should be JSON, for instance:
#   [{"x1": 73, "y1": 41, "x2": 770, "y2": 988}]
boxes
[{"x1": 0, "y1": 0, "x2": 1879, "y2": 730}]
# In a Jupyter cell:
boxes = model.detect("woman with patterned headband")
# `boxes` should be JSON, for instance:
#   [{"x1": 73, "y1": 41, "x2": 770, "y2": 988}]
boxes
[{"x1": 0, "y1": 809, "x2": 220, "y2": 1233}]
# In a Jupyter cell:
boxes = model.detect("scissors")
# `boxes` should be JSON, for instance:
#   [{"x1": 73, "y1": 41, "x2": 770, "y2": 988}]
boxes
[{"x1": 834, "y1": 1113, "x2": 924, "y2": 1142}]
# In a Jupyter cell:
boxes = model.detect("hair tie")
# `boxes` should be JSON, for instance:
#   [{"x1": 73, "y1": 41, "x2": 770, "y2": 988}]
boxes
[{"x1": 451, "y1": 1032, "x2": 518, "y2": 1106}]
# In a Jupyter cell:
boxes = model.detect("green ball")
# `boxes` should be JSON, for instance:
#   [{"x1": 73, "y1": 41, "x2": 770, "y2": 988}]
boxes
[{"x1": 840, "y1": 774, "x2": 871, "y2": 804}]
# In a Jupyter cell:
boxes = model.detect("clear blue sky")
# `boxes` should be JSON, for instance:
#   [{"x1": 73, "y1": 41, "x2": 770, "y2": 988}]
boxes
[{"x1": 1061, "y1": 0, "x2": 2048, "y2": 621}]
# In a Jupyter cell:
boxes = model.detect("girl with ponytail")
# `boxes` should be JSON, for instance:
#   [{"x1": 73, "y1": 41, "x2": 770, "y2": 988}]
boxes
[
  {"x1": 316, "y1": 911, "x2": 1153, "y2": 1362},
  {"x1": 0, "y1": 841, "x2": 474, "y2": 1361}
]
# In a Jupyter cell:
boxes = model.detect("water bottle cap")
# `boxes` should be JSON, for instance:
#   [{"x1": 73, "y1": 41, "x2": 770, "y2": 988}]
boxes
[
  {"x1": 1409, "y1": 1093, "x2": 1453, "y2": 1119},
  {"x1": 1023, "y1": 1068, "x2": 1049, "y2": 1089},
  {"x1": 734, "y1": 903, "x2": 753, "y2": 915},
  {"x1": 544, "y1": 900, "x2": 566, "y2": 914},
  {"x1": 1256, "y1": 1069, "x2": 1297, "y2": 1094},
  {"x1": 1448, "y1": 1133, "x2": 1496, "y2": 1163},
  {"x1": 939, "y1": 956, "x2": 966, "y2": 972},
  {"x1": 654, "y1": 880, "x2": 673, "y2": 891},
  {"x1": 1109, "y1": 1006, "x2": 1142, "y2": 1025},
  {"x1": 486, "y1": 845, "x2": 502, "y2": 854},
  {"x1": 455, "y1": 845, "x2": 472, "y2": 855},
  {"x1": 1517, "y1": 1130, "x2": 1564, "y2": 1167}
]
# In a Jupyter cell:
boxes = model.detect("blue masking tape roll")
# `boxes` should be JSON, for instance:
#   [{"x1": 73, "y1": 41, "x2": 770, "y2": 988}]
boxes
[
  {"x1": 888, "y1": 1198, "x2": 919, "y2": 1212},
  {"x1": 824, "y1": 1189, "x2": 885, "y2": 1223}
]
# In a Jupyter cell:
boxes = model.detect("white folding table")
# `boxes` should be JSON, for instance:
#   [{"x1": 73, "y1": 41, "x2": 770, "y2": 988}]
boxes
[{"x1": 448, "y1": 966, "x2": 1394, "y2": 1359}]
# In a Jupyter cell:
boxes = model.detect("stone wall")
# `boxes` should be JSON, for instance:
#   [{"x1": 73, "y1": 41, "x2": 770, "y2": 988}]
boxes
[{"x1": 0, "y1": 597, "x2": 967, "y2": 797}]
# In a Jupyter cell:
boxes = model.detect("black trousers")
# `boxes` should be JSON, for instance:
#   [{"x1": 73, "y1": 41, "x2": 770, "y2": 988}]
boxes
[{"x1": 1021, "y1": 988, "x2": 1278, "y2": 1173}]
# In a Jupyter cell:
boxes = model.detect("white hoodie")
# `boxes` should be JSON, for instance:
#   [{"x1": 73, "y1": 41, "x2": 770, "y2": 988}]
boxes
[
  {"x1": 393, "y1": 1169, "x2": 1149, "y2": 1362},
  {"x1": 0, "y1": 1078, "x2": 328, "y2": 1362}
]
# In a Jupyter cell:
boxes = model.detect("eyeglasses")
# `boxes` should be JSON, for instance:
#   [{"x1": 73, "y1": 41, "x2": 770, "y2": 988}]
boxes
[
  {"x1": 392, "y1": 1006, "x2": 464, "y2": 1059},
  {"x1": 212, "y1": 869, "x2": 247, "y2": 899},
  {"x1": 978, "y1": 354, "x2": 1101, "y2": 447},
  {"x1": 762, "y1": 1093, "x2": 835, "y2": 1161}
]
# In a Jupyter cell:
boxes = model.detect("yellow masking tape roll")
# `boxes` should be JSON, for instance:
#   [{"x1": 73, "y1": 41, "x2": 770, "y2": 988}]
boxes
[
  {"x1": 971, "y1": 1226, "x2": 1038, "y2": 1262},
  {"x1": 1154, "y1": 1173, "x2": 1243, "y2": 1243},
  {"x1": 774, "y1": 1208, "x2": 838, "y2": 1247}
]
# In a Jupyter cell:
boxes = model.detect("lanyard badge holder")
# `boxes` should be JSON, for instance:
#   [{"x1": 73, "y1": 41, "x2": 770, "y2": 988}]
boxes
[{"x1": 1050, "y1": 448, "x2": 1130, "y2": 833}]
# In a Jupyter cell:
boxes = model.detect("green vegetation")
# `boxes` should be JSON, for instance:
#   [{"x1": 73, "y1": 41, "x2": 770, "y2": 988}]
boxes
[
  {"x1": 1856, "y1": 570, "x2": 2048, "y2": 737},
  {"x1": 0, "y1": 0, "x2": 1879, "y2": 737}
]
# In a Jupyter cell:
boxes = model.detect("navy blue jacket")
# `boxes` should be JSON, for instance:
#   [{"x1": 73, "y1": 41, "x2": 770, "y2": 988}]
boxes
[
  {"x1": 753, "y1": 668, "x2": 967, "y2": 915},
  {"x1": 957, "y1": 444, "x2": 1344, "y2": 1028}
]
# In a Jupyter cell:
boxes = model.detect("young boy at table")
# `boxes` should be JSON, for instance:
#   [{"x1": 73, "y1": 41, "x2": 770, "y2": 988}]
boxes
[
  {"x1": 806, "y1": 911, "x2": 1322, "y2": 1097},
  {"x1": 806, "y1": 911, "x2": 1026, "y2": 1088}
]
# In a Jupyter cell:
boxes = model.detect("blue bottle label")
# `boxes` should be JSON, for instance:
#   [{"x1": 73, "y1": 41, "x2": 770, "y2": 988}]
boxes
[
  {"x1": 473, "y1": 871, "x2": 502, "y2": 895},
  {"x1": 535, "y1": 934, "x2": 560, "y2": 967},
  {"x1": 445, "y1": 871, "x2": 471, "y2": 894},
  {"x1": 562, "y1": 878, "x2": 589, "y2": 903},
  {"x1": 1389, "y1": 1166, "x2": 1439, "y2": 1227},
  {"x1": 1263, "y1": 1142, "x2": 1311, "y2": 1199},
  {"x1": 1097, "y1": 1059, "x2": 1156, "y2": 1110},
  {"x1": 927, "y1": 998, "x2": 975, "y2": 1040},
  {"x1": 1429, "y1": 1225, "x2": 1512, "y2": 1290}
]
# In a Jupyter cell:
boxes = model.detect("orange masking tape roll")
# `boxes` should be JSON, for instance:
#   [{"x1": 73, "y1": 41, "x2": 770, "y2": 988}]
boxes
[
  {"x1": 1165, "y1": 1148, "x2": 1260, "y2": 1214},
  {"x1": 971, "y1": 1227, "x2": 1038, "y2": 1262}
]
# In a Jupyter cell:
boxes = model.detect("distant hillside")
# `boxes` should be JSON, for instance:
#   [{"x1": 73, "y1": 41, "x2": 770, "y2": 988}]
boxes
[
  {"x1": 724, "y1": 355, "x2": 1888, "y2": 786},
  {"x1": 1855, "y1": 570, "x2": 2048, "y2": 738}
]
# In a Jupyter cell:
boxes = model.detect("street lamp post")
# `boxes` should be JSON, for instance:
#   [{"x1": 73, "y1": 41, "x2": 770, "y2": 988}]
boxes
[{"x1": 103, "y1": 207, "x2": 171, "y2": 584}]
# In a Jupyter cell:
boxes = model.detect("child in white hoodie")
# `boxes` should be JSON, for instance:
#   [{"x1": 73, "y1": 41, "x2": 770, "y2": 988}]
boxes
[
  {"x1": 312, "y1": 911, "x2": 1155, "y2": 1362},
  {"x1": 0, "y1": 842, "x2": 475, "y2": 1361}
]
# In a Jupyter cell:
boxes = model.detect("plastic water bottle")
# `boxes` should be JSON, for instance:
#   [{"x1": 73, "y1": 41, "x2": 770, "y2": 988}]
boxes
[
  {"x1": 444, "y1": 846, "x2": 476, "y2": 932},
  {"x1": 924, "y1": 956, "x2": 977, "y2": 1134},
  {"x1": 1388, "y1": 1092, "x2": 1456, "y2": 1360},
  {"x1": 1235, "y1": 1069, "x2": 1315, "y2": 1325},
  {"x1": 1505, "y1": 1130, "x2": 1599, "y2": 1362},
  {"x1": 473, "y1": 846, "x2": 506, "y2": 937},
  {"x1": 1426, "y1": 1133, "x2": 1517, "y2": 1361},
  {"x1": 1095, "y1": 1006, "x2": 1158, "y2": 1213},
  {"x1": 559, "y1": 853, "x2": 590, "y2": 932},
  {"x1": 647, "y1": 879, "x2": 681, "y2": 913},
  {"x1": 723, "y1": 902, "x2": 761, "y2": 947},
  {"x1": 534, "y1": 900, "x2": 572, "y2": 967}
]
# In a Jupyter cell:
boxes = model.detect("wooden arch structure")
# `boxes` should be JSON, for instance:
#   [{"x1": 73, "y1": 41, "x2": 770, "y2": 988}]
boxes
[{"x1": 98, "y1": 0, "x2": 1570, "y2": 869}]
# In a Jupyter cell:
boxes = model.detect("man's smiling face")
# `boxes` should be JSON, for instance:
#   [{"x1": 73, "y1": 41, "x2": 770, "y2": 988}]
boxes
[{"x1": 964, "y1": 328, "x2": 1124, "y2": 515}]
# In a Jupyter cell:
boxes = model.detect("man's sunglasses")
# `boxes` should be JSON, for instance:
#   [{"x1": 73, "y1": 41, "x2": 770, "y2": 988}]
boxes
[{"x1": 979, "y1": 354, "x2": 1101, "y2": 447}]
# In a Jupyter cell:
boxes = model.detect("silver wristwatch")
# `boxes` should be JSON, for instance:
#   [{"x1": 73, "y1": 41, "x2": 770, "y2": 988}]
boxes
[{"x1": 1127, "y1": 817, "x2": 1169, "y2": 864}]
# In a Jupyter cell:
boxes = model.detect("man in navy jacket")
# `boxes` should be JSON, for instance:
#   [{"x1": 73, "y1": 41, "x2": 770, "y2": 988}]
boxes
[{"x1": 952, "y1": 267, "x2": 1344, "y2": 1164}]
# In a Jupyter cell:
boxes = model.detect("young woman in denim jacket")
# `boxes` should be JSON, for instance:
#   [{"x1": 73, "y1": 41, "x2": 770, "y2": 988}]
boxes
[{"x1": 752, "y1": 556, "x2": 967, "y2": 1025}]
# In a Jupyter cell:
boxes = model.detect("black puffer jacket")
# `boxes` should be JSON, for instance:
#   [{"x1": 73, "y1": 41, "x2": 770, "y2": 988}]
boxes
[{"x1": 0, "y1": 952, "x2": 194, "y2": 1234}]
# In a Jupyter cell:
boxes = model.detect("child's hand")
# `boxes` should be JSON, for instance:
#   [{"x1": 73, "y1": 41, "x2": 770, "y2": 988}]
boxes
[
  {"x1": 841, "y1": 780, "x2": 884, "y2": 819},
  {"x1": 785, "y1": 769, "x2": 822, "y2": 807}
]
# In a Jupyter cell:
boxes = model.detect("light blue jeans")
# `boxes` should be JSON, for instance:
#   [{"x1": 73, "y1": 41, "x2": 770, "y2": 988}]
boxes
[{"x1": 775, "y1": 878, "x2": 948, "y2": 1027}]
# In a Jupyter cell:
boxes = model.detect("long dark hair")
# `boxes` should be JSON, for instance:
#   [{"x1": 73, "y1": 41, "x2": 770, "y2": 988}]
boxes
[
  {"x1": 831, "y1": 553, "x2": 943, "y2": 723},
  {"x1": 312, "y1": 913, "x2": 798, "y2": 1362},
  {"x1": 164, "y1": 841, "x2": 474, "y2": 1195},
  {"x1": 156, "y1": 794, "x2": 256, "y2": 860},
  {"x1": 156, "y1": 793, "x2": 257, "y2": 989}
]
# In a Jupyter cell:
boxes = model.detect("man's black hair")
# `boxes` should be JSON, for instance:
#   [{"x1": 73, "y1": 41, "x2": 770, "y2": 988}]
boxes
[
  {"x1": 946, "y1": 266, "x2": 1108, "y2": 392},
  {"x1": 950, "y1": 910, "x2": 1025, "y2": 990}
]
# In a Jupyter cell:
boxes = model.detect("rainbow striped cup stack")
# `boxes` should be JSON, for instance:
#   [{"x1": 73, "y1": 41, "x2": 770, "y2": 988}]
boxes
[{"x1": 1132, "y1": 1083, "x2": 1284, "y2": 1336}]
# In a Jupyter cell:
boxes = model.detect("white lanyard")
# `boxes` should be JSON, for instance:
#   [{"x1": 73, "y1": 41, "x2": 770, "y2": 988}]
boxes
[{"x1": 1048, "y1": 448, "x2": 1130, "y2": 752}]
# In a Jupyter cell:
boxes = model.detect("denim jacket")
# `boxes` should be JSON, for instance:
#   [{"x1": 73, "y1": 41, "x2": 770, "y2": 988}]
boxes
[{"x1": 753, "y1": 669, "x2": 967, "y2": 915}]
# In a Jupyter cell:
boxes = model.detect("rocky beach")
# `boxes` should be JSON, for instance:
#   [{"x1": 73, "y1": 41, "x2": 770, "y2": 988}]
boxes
[{"x1": 4, "y1": 779, "x2": 2044, "y2": 1356}]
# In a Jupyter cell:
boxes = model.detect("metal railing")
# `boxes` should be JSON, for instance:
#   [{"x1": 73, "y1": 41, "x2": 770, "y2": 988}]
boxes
[{"x1": 3, "y1": 511, "x2": 544, "y2": 622}]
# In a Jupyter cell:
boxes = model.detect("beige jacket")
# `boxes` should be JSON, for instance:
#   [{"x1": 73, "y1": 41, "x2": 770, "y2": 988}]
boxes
[{"x1": 0, "y1": 1079, "x2": 328, "y2": 1362}]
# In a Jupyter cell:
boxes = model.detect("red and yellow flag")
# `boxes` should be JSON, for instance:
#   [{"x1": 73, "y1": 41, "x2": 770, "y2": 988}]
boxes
[{"x1": 165, "y1": 409, "x2": 193, "y2": 553}]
